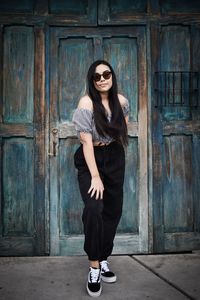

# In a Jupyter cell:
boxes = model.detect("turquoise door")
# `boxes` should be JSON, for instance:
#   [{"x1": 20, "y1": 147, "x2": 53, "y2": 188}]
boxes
[
  {"x1": 151, "y1": 24, "x2": 200, "y2": 252},
  {"x1": 0, "y1": 26, "x2": 46, "y2": 255},
  {"x1": 49, "y1": 26, "x2": 148, "y2": 255}
]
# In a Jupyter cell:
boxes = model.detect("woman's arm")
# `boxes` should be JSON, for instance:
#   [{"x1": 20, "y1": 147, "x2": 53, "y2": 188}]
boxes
[
  {"x1": 118, "y1": 93, "x2": 129, "y2": 125},
  {"x1": 76, "y1": 95, "x2": 104, "y2": 200},
  {"x1": 80, "y1": 132, "x2": 104, "y2": 200}
]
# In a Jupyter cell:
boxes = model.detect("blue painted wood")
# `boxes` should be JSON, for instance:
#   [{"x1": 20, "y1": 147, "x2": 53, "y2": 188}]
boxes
[
  {"x1": 152, "y1": 24, "x2": 166, "y2": 253},
  {"x1": 59, "y1": 139, "x2": 84, "y2": 236},
  {"x1": 103, "y1": 37, "x2": 138, "y2": 122},
  {"x1": 109, "y1": 0, "x2": 147, "y2": 14},
  {"x1": 49, "y1": 0, "x2": 97, "y2": 24},
  {"x1": 163, "y1": 135, "x2": 193, "y2": 233},
  {"x1": 152, "y1": 23, "x2": 200, "y2": 253},
  {"x1": 0, "y1": 25, "x2": 46, "y2": 256},
  {"x1": 50, "y1": 0, "x2": 88, "y2": 14},
  {"x1": 118, "y1": 138, "x2": 139, "y2": 233},
  {"x1": 161, "y1": 0, "x2": 200, "y2": 14},
  {"x1": 58, "y1": 38, "x2": 94, "y2": 122},
  {"x1": 3, "y1": 26, "x2": 34, "y2": 123},
  {"x1": 160, "y1": 25, "x2": 191, "y2": 121},
  {"x1": 0, "y1": 0, "x2": 34, "y2": 13},
  {"x1": 2, "y1": 138, "x2": 34, "y2": 237},
  {"x1": 98, "y1": 0, "x2": 147, "y2": 24},
  {"x1": 193, "y1": 134, "x2": 200, "y2": 233}
]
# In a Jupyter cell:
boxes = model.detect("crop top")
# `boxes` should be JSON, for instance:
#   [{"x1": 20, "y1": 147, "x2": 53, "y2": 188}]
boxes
[{"x1": 72, "y1": 99, "x2": 129, "y2": 144}]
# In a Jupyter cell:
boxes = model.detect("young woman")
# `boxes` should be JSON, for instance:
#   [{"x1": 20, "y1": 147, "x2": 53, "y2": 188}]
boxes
[{"x1": 72, "y1": 60, "x2": 129, "y2": 297}]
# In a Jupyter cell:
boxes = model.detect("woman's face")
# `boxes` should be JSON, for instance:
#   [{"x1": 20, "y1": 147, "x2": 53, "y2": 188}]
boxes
[{"x1": 93, "y1": 64, "x2": 113, "y2": 93}]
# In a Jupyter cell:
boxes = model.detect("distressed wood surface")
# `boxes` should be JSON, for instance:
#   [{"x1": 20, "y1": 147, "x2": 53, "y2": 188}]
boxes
[
  {"x1": 161, "y1": 0, "x2": 200, "y2": 14},
  {"x1": 0, "y1": 124, "x2": 33, "y2": 137},
  {"x1": 3, "y1": 26, "x2": 34, "y2": 123},
  {"x1": 49, "y1": 26, "x2": 148, "y2": 255},
  {"x1": 163, "y1": 120, "x2": 200, "y2": 135},
  {"x1": 152, "y1": 23, "x2": 200, "y2": 253},
  {"x1": 103, "y1": 36, "x2": 138, "y2": 121},
  {"x1": 118, "y1": 138, "x2": 139, "y2": 234},
  {"x1": 163, "y1": 135, "x2": 193, "y2": 233},
  {"x1": 98, "y1": 0, "x2": 148, "y2": 25},
  {"x1": 165, "y1": 232, "x2": 200, "y2": 252},
  {"x1": 151, "y1": 23, "x2": 165, "y2": 253},
  {"x1": 0, "y1": 1, "x2": 199, "y2": 256},
  {"x1": 0, "y1": 25, "x2": 3, "y2": 124},
  {"x1": 3, "y1": 138, "x2": 34, "y2": 236},
  {"x1": 49, "y1": 0, "x2": 97, "y2": 25},
  {"x1": 0, "y1": 237, "x2": 35, "y2": 256},
  {"x1": 160, "y1": 25, "x2": 191, "y2": 121},
  {"x1": 59, "y1": 139, "x2": 84, "y2": 236},
  {"x1": 0, "y1": 0, "x2": 34, "y2": 13},
  {"x1": 0, "y1": 25, "x2": 46, "y2": 256},
  {"x1": 33, "y1": 25, "x2": 46, "y2": 255}
]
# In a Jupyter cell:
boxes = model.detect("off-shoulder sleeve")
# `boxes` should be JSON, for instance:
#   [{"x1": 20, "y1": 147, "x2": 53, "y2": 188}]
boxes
[
  {"x1": 72, "y1": 108, "x2": 93, "y2": 135},
  {"x1": 121, "y1": 98, "x2": 129, "y2": 117}
]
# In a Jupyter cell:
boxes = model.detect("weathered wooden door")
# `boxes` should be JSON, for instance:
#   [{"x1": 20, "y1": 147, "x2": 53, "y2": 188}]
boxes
[
  {"x1": 0, "y1": 26, "x2": 46, "y2": 255},
  {"x1": 49, "y1": 26, "x2": 148, "y2": 255},
  {"x1": 152, "y1": 24, "x2": 200, "y2": 252}
]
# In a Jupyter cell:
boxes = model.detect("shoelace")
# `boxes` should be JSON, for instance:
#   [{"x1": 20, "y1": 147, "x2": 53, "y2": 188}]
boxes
[
  {"x1": 90, "y1": 268, "x2": 100, "y2": 283},
  {"x1": 100, "y1": 260, "x2": 110, "y2": 272}
]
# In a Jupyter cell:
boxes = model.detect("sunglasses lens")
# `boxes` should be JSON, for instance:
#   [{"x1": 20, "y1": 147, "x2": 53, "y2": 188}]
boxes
[
  {"x1": 93, "y1": 73, "x2": 101, "y2": 82},
  {"x1": 103, "y1": 71, "x2": 112, "y2": 80},
  {"x1": 93, "y1": 71, "x2": 112, "y2": 82}
]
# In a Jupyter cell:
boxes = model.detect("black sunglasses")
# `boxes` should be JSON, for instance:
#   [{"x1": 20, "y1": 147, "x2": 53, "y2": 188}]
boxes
[{"x1": 93, "y1": 70, "x2": 112, "y2": 82}]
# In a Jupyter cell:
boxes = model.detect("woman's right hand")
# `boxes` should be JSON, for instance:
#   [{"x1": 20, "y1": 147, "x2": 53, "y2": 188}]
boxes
[{"x1": 88, "y1": 175, "x2": 104, "y2": 200}]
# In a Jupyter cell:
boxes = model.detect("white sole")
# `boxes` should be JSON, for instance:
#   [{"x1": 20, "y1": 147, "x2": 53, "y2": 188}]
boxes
[
  {"x1": 86, "y1": 284, "x2": 102, "y2": 297},
  {"x1": 101, "y1": 275, "x2": 117, "y2": 283}
]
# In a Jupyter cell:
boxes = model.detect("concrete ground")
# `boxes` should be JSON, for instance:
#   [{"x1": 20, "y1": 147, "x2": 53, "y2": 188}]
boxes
[{"x1": 0, "y1": 253, "x2": 200, "y2": 300}]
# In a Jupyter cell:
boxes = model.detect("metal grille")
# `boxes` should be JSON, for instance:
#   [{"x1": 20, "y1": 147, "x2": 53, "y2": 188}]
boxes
[{"x1": 154, "y1": 71, "x2": 199, "y2": 108}]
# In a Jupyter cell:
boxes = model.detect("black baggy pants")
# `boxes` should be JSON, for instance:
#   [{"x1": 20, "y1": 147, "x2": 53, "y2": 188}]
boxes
[{"x1": 74, "y1": 141, "x2": 125, "y2": 261}]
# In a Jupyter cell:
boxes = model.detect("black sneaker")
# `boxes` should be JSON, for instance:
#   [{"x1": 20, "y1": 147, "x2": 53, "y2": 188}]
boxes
[
  {"x1": 100, "y1": 260, "x2": 117, "y2": 283},
  {"x1": 87, "y1": 267, "x2": 102, "y2": 297}
]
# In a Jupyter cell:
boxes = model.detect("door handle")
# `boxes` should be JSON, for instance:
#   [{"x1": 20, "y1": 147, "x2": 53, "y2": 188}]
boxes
[{"x1": 48, "y1": 128, "x2": 58, "y2": 157}]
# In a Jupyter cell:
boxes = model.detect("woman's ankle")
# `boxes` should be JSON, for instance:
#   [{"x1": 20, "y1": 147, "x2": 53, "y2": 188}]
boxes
[{"x1": 90, "y1": 260, "x2": 100, "y2": 269}]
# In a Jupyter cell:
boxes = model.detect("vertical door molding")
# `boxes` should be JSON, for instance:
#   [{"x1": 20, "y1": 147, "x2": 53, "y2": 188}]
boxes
[
  {"x1": 34, "y1": 24, "x2": 46, "y2": 255},
  {"x1": 137, "y1": 27, "x2": 148, "y2": 252},
  {"x1": 151, "y1": 23, "x2": 165, "y2": 252}
]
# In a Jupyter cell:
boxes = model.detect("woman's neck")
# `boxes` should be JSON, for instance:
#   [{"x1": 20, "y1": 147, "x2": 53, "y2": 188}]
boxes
[{"x1": 100, "y1": 91, "x2": 109, "y2": 102}]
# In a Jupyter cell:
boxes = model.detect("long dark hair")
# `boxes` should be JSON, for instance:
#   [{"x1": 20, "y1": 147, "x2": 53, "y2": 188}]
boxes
[{"x1": 87, "y1": 60, "x2": 128, "y2": 146}]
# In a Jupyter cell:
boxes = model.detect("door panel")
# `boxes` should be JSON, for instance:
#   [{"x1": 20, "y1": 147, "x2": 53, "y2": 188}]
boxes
[
  {"x1": 103, "y1": 37, "x2": 138, "y2": 121},
  {"x1": 152, "y1": 24, "x2": 200, "y2": 252},
  {"x1": 160, "y1": 25, "x2": 191, "y2": 121},
  {"x1": 49, "y1": 27, "x2": 147, "y2": 255},
  {"x1": 117, "y1": 138, "x2": 139, "y2": 234},
  {"x1": 3, "y1": 138, "x2": 34, "y2": 237},
  {"x1": 98, "y1": 0, "x2": 148, "y2": 24},
  {"x1": 163, "y1": 135, "x2": 193, "y2": 233},
  {"x1": 58, "y1": 38, "x2": 94, "y2": 121},
  {"x1": 49, "y1": 0, "x2": 97, "y2": 25},
  {"x1": 0, "y1": 26, "x2": 46, "y2": 255}
]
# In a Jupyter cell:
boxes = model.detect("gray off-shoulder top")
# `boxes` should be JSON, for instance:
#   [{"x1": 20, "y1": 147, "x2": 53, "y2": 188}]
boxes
[{"x1": 72, "y1": 99, "x2": 129, "y2": 144}]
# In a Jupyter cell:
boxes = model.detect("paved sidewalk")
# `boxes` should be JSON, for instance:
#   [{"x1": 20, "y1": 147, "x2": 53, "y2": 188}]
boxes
[{"x1": 0, "y1": 253, "x2": 199, "y2": 300}]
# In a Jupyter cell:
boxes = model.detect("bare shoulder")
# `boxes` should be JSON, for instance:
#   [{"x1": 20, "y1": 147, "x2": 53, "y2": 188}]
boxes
[
  {"x1": 77, "y1": 95, "x2": 93, "y2": 111},
  {"x1": 118, "y1": 93, "x2": 128, "y2": 106}
]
